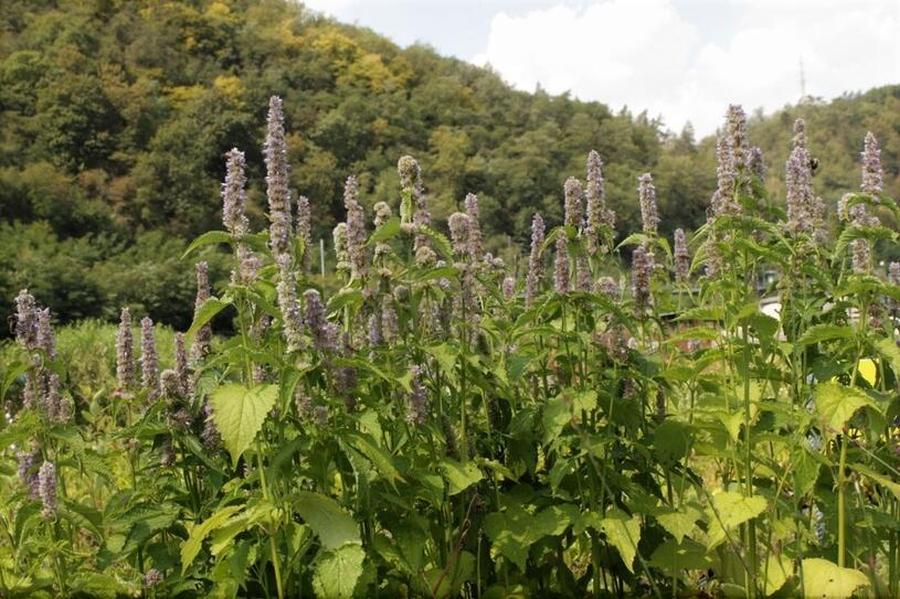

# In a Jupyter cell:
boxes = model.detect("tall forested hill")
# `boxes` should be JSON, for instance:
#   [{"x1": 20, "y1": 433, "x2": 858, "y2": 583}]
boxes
[{"x1": 0, "y1": 0, "x2": 897, "y2": 330}]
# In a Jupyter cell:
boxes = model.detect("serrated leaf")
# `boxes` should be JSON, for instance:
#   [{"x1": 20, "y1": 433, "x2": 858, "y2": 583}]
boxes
[
  {"x1": 181, "y1": 504, "x2": 243, "y2": 573},
  {"x1": 795, "y1": 324, "x2": 854, "y2": 348},
  {"x1": 814, "y1": 382, "x2": 879, "y2": 434},
  {"x1": 656, "y1": 507, "x2": 699, "y2": 545},
  {"x1": 293, "y1": 491, "x2": 360, "y2": 550},
  {"x1": 182, "y1": 230, "x2": 232, "y2": 259},
  {"x1": 440, "y1": 459, "x2": 482, "y2": 495},
  {"x1": 368, "y1": 217, "x2": 401, "y2": 244},
  {"x1": 543, "y1": 396, "x2": 570, "y2": 444},
  {"x1": 650, "y1": 538, "x2": 714, "y2": 572},
  {"x1": 800, "y1": 558, "x2": 869, "y2": 599},
  {"x1": 344, "y1": 432, "x2": 403, "y2": 484},
  {"x1": 312, "y1": 543, "x2": 365, "y2": 599},
  {"x1": 210, "y1": 384, "x2": 277, "y2": 467},
  {"x1": 706, "y1": 491, "x2": 767, "y2": 549},
  {"x1": 187, "y1": 297, "x2": 231, "y2": 341},
  {"x1": 600, "y1": 509, "x2": 642, "y2": 573}
]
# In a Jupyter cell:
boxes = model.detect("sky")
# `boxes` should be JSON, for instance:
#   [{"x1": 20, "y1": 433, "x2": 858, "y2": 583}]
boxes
[{"x1": 300, "y1": 0, "x2": 899, "y2": 137}]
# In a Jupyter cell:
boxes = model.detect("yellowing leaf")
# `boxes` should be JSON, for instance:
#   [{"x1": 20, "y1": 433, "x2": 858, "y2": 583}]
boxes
[
  {"x1": 210, "y1": 384, "x2": 277, "y2": 467},
  {"x1": 801, "y1": 558, "x2": 869, "y2": 599},
  {"x1": 814, "y1": 382, "x2": 878, "y2": 435},
  {"x1": 706, "y1": 491, "x2": 767, "y2": 549},
  {"x1": 764, "y1": 553, "x2": 794, "y2": 596},
  {"x1": 857, "y1": 358, "x2": 877, "y2": 386},
  {"x1": 180, "y1": 504, "x2": 243, "y2": 573}
]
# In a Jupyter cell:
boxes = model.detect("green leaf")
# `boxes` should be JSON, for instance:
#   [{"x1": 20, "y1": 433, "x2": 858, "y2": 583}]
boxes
[
  {"x1": 440, "y1": 459, "x2": 483, "y2": 495},
  {"x1": 795, "y1": 324, "x2": 854, "y2": 348},
  {"x1": 543, "y1": 396, "x2": 570, "y2": 444},
  {"x1": 209, "y1": 384, "x2": 277, "y2": 467},
  {"x1": 800, "y1": 558, "x2": 869, "y2": 599},
  {"x1": 572, "y1": 390, "x2": 597, "y2": 413},
  {"x1": 706, "y1": 491, "x2": 767, "y2": 549},
  {"x1": 600, "y1": 509, "x2": 642, "y2": 573},
  {"x1": 656, "y1": 507, "x2": 699, "y2": 545},
  {"x1": 652, "y1": 420, "x2": 693, "y2": 465},
  {"x1": 368, "y1": 217, "x2": 401, "y2": 244},
  {"x1": 181, "y1": 504, "x2": 244, "y2": 573},
  {"x1": 312, "y1": 543, "x2": 366, "y2": 599},
  {"x1": 182, "y1": 230, "x2": 232, "y2": 259},
  {"x1": 344, "y1": 432, "x2": 403, "y2": 484},
  {"x1": 814, "y1": 382, "x2": 879, "y2": 434},
  {"x1": 650, "y1": 538, "x2": 714, "y2": 572},
  {"x1": 875, "y1": 337, "x2": 900, "y2": 375},
  {"x1": 187, "y1": 297, "x2": 232, "y2": 341},
  {"x1": 293, "y1": 491, "x2": 360, "y2": 550}
]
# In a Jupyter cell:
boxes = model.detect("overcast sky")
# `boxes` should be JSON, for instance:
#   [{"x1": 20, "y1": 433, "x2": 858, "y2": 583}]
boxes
[{"x1": 302, "y1": 0, "x2": 899, "y2": 137}]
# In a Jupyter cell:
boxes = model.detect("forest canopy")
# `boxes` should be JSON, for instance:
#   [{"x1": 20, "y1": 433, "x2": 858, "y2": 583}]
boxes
[{"x1": 1, "y1": 0, "x2": 897, "y2": 329}]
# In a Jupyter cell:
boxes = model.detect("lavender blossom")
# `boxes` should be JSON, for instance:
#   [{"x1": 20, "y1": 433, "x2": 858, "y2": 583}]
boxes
[
  {"x1": 525, "y1": 213, "x2": 545, "y2": 305},
  {"x1": 381, "y1": 297, "x2": 399, "y2": 344},
  {"x1": 889, "y1": 262, "x2": 899, "y2": 286},
  {"x1": 585, "y1": 150, "x2": 614, "y2": 253},
  {"x1": 502, "y1": 275, "x2": 516, "y2": 301},
  {"x1": 116, "y1": 308, "x2": 135, "y2": 390},
  {"x1": 17, "y1": 448, "x2": 41, "y2": 498},
  {"x1": 851, "y1": 239, "x2": 871, "y2": 274},
  {"x1": 554, "y1": 236, "x2": 570, "y2": 295},
  {"x1": 141, "y1": 317, "x2": 160, "y2": 399},
  {"x1": 576, "y1": 254, "x2": 591, "y2": 292},
  {"x1": 333, "y1": 223, "x2": 349, "y2": 274},
  {"x1": 594, "y1": 276, "x2": 620, "y2": 301},
  {"x1": 367, "y1": 313, "x2": 382, "y2": 347},
  {"x1": 239, "y1": 253, "x2": 261, "y2": 285},
  {"x1": 174, "y1": 333, "x2": 191, "y2": 396},
  {"x1": 631, "y1": 244, "x2": 654, "y2": 313},
  {"x1": 464, "y1": 193, "x2": 483, "y2": 259},
  {"x1": 726, "y1": 104, "x2": 747, "y2": 168},
  {"x1": 674, "y1": 228, "x2": 690, "y2": 284},
  {"x1": 407, "y1": 365, "x2": 428, "y2": 425},
  {"x1": 276, "y1": 253, "x2": 304, "y2": 352},
  {"x1": 303, "y1": 289, "x2": 334, "y2": 352},
  {"x1": 297, "y1": 195, "x2": 312, "y2": 269},
  {"x1": 222, "y1": 148, "x2": 249, "y2": 237},
  {"x1": 704, "y1": 234, "x2": 722, "y2": 279},
  {"x1": 396, "y1": 155, "x2": 432, "y2": 252},
  {"x1": 160, "y1": 369, "x2": 180, "y2": 398},
  {"x1": 448, "y1": 212, "x2": 470, "y2": 256},
  {"x1": 44, "y1": 373, "x2": 62, "y2": 422},
  {"x1": 201, "y1": 401, "x2": 221, "y2": 450},
  {"x1": 785, "y1": 144, "x2": 814, "y2": 234},
  {"x1": 861, "y1": 131, "x2": 883, "y2": 195},
  {"x1": 637, "y1": 173, "x2": 659, "y2": 234},
  {"x1": 36, "y1": 308, "x2": 55, "y2": 359},
  {"x1": 343, "y1": 176, "x2": 367, "y2": 279},
  {"x1": 264, "y1": 96, "x2": 292, "y2": 256},
  {"x1": 747, "y1": 146, "x2": 766, "y2": 180},
  {"x1": 144, "y1": 569, "x2": 163, "y2": 589},
  {"x1": 38, "y1": 462, "x2": 56, "y2": 520},
  {"x1": 710, "y1": 133, "x2": 739, "y2": 220},
  {"x1": 14, "y1": 290, "x2": 38, "y2": 350},
  {"x1": 564, "y1": 177, "x2": 584, "y2": 230},
  {"x1": 191, "y1": 262, "x2": 213, "y2": 362}
]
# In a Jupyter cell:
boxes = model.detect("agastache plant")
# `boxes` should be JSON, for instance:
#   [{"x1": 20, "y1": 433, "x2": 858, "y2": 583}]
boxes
[{"x1": 5, "y1": 95, "x2": 897, "y2": 599}]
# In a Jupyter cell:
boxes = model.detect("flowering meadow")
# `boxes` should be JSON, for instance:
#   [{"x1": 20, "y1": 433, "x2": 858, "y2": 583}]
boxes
[{"x1": 1, "y1": 96, "x2": 898, "y2": 599}]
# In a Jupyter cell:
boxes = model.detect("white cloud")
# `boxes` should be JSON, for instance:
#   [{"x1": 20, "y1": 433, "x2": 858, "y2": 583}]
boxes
[{"x1": 474, "y1": 0, "x2": 900, "y2": 136}]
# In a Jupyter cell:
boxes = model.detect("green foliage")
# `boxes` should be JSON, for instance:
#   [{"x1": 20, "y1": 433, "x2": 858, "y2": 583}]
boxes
[{"x1": 1, "y1": 66, "x2": 898, "y2": 599}]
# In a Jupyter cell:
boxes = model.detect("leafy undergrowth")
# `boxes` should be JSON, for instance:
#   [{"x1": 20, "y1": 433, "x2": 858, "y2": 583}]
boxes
[{"x1": 1, "y1": 99, "x2": 898, "y2": 599}]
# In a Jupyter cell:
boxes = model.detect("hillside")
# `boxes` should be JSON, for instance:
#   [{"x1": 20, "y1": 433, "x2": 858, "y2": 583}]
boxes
[{"x1": 0, "y1": 0, "x2": 897, "y2": 329}]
